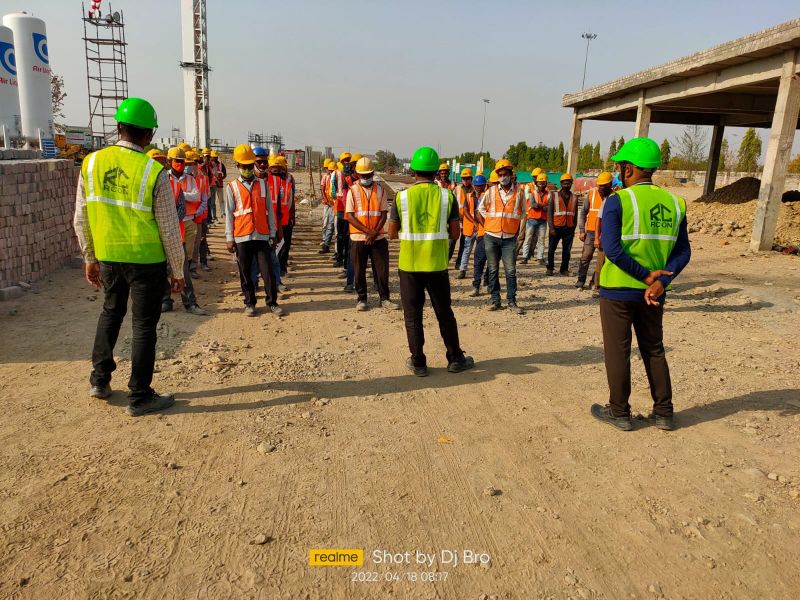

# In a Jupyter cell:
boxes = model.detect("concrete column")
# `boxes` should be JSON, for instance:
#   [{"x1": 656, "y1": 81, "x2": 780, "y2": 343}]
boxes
[
  {"x1": 751, "y1": 49, "x2": 800, "y2": 251},
  {"x1": 704, "y1": 124, "x2": 725, "y2": 196},
  {"x1": 567, "y1": 110, "x2": 582, "y2": 175},
  {"x1": 634, "y1": 90, "x2": 651, "y2": 138}
]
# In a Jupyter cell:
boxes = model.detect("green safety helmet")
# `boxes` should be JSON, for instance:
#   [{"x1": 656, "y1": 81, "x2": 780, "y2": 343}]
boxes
[
  {"x1": 409, "y1": 146, "x2": 441, "y2": 172},
  {"x1": 611, "y1": 137, "x2": 661, "y2": 169},
  {"x1": 114, "y1": 97, "x2": 159, "y2": 129}
]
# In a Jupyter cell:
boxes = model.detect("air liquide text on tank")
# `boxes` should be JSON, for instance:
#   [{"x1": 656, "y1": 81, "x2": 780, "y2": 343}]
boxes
[
  {"x1": 2, "y1": 11, "x2": 53, "y2": 147},
  {"x1": 0, "y1": 24, "x2": 22, "y2": 147}
]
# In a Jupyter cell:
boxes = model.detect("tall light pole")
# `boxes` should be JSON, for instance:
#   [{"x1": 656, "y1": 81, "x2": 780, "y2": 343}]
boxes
[
  {"x1": 479, "y1": 98, "x2": 490, "y2": 156},
  {"x1": 581, "y1": 32, "x2": 597, "y2": 90}
]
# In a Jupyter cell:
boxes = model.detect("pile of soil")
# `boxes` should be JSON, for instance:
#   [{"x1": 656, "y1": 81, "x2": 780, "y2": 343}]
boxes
[
  {"x1": 653, "y1": 173, "x2": 685, "y2": 187},
  {"x1": 689, "y1": 198, "x2": 800, "y2": 245},
  {"x1": 695, "y1": 177, "x2": 761, "y2": 204}
]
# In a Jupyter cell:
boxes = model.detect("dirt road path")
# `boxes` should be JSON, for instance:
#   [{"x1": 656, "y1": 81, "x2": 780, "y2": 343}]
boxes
[{"x1": 1, "y1": 203, "x2": 799, "y2": 599}]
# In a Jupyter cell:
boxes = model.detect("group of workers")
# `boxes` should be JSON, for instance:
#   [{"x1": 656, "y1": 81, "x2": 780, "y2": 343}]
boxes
[{"x1": 74, "y1": 96, "x2": 691, "y2": 434}]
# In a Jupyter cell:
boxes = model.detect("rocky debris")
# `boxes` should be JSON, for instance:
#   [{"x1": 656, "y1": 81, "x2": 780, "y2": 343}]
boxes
[
  {"x1": 166, "y1": 462, "x2": 179, "y2": 470},
  {"x1": 256, "y1": 441, "x2": 276, "y2": 454},
  {"x1": 482, "y1": 486, "x2": 500, "y2": 497},
  {"x1": 689, "y1": 195, "x2": 800, "y2": 246},
  {"x1": 250, "y1": 534, "x2": 272, "y2": 545}
]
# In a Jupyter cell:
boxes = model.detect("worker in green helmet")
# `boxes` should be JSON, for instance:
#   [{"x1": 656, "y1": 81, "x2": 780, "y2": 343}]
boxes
[
  {"x1": 590, "y1": 137, "x2": 692, "y2": 433},
  {"x1": 73, "y1": 97, "x2": 185, "y2": 417},
  {"x1": 388, "y1": 146, "x2": 474, "y2": 377}
]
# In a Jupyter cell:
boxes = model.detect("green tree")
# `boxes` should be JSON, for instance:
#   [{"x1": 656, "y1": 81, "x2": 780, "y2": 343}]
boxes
[
  {"x1": 719, "y1": 139, "x2": 728, "y2": 171},
  {"x1": 374, "y1": 150, "x2": 399, "y2": 172},
  {"x1": 618, "y1": 136, "x2": 625, "y2": 151},
  {"x1": 674, "y1": 125, "x2": 708, "y2": 176},
  {"x1": 51, "y1": 72, "x2": 67, "y2": 134},
  {"x1": 660, "y1": 139, "x2": 671, "y2": 165},
  {"x1": 607, "y1": 139, "x2": 618, "y2": 168},
  {"x1": 736, "y1": 128, "x2": 762, "y2": 172},
  {"x1": 592, "y1": 142, "x2": 601, "y2": 168},
  {"x1": 788, "y1": 153, "x2": 800, "y2": 174}
]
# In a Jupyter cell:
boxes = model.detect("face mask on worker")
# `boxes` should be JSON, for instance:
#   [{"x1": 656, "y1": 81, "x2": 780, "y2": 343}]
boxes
[
  {"x1": 499, "y1": 175, "x2": 512, "y2": 187},
  {"x1": 171, "y1": 161, "x2": 185, "y2": 174},
  {"x1": 359, "y1": 176, "x2": 374, "y2": 186},
  {"x1": 239, "y1": 167, "x2": 254, "y2": 179}
]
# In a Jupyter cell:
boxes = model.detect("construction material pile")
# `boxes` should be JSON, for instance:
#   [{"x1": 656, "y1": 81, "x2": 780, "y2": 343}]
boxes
[
  {"x1": 689, "y1": 198, "x2": 800, "y2": 247},
  {"x1": 695, "y1": 177, "x2": 761, "y2": 204},
  {"x1": 653, "y1": 172, "x2": 685, "y2": 188}
]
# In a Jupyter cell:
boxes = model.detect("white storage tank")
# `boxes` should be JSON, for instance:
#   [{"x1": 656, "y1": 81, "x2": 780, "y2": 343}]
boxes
[
  {"x1": 2, "y1": 11, "x2": 53, "y2": 147},
  {"x1": 0, "y1": 24, "x2": 21, "y2": 147}
]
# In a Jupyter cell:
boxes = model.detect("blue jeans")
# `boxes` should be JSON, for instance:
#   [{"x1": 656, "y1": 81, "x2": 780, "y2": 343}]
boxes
[
  {"x1": 522, "y1": 218, "x2": 547, "y2": 260},
  {"x1": 484, "y1": 234, "x2": 518, "y2": 304},
  {"x1": 459, "y1": 233, "x2": 477, "y2": 272},
  {"x1": 472, "y1": 236, "x2": 489, "y2": 289},
  {"x1": 321, "y1": 204, "x2": 335, "y2": 245}
]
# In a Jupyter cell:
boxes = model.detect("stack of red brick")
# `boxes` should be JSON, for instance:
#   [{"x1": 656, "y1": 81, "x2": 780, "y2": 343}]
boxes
[{"x1": 0, "y1": 159, "x2": 80, "y2": 290}]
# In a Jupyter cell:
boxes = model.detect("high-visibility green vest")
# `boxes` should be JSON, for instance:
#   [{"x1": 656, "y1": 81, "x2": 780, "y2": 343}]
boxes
[
  {"x1": 82, "y1": 145, "x2": 166, "y2": 263},
  {"x1": 397, "y1": 183, "x2": 453, "y2": 272},
  {"x1": 600, "y1": 184, "x2": 686, "y2": 290}
]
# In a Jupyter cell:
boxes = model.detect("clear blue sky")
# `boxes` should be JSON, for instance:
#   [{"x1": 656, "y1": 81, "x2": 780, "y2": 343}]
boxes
[{"x1": 10, "y1": 0, "x2": 800, "y2": 160}]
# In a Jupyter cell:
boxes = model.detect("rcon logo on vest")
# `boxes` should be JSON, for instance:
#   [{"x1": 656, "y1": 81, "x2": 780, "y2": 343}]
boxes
[
  {"x1": 103, "y1": 167, "x2": 130, "y2": 195},
  {"x1": 649, "y1": 204, "x2": 673, "y2": 229}
]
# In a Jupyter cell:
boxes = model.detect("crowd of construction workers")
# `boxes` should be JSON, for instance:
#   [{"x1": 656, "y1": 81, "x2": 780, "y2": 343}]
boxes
[{"x1": 74, "y1": 96, "x2": 690, "y2": 433}]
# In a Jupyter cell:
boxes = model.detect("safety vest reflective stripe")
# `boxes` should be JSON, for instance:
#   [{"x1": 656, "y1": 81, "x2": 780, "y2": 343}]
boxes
[
  {"x1": 483, "y1": 186, "x2": 522, "y2": 235},
  {"x1": 397, "y1": 188, "x2": 449, "y2": 241},
  {"x1": 586, "y1": 188, "x2": 603, "y2": 232},
  {"x1": 85, "y1": 152, "x2": 155, "y2": 213},
  {"x1": 553, "y1": 195, "x2": 576, "y2": 215},
  {"x1": 619, "y1": 187, "x2": 680, "y2": 242},
  {"x1": 231, "y1": 179, "x2": 270, "y2": 237}
]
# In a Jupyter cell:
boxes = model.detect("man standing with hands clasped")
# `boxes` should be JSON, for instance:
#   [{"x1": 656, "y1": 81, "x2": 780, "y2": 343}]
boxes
[{"x1": 591, "y1": 138, "x2": 691, "y2": 432}]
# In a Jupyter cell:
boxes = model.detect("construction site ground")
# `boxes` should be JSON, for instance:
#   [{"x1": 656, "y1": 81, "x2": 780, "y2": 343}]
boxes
[{"x1": 1, "y1": 178, "x2": 799, "y2": 600}]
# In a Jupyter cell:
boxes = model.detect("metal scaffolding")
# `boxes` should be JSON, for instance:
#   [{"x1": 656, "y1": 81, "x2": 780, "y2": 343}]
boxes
[
  {"x1": 180, "y1": 0, "x2": 210, "y2": 148},
  {"x1": 82, "y1": 2, "x2": 128, "y2": 146},
  {"x1": 247, "y1": 132, "x2": 284, "y2": 153}
]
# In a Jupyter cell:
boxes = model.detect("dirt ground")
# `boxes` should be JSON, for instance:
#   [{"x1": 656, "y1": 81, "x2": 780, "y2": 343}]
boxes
[{"x1": 1, "y1": 179, "x2": 799, "y2": 600}]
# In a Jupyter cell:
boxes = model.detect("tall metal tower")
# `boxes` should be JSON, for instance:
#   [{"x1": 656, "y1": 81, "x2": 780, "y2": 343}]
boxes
[
  {"x1": 82, "y1": 2, "x2": 129, "y2": 146},
  {"x1": 180, "y1": 0, "x2": 210, "y2": 148}
]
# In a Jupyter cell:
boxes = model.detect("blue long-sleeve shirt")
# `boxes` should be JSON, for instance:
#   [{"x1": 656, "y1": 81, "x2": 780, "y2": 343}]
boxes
[{"x1": 599, "y1": 186, "x2": 691, "y2": 303}]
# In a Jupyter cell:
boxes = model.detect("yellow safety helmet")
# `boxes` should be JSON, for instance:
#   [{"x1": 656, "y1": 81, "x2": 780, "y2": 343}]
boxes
[
  {"x1": 460, "y1": 167, "x2": 473, "y2": 178},
  {"x1": 597, "y1": 171, "x2": 613, "y2": 185},
  {"x1": 339, "y1": 151, "x2": 352, "y2": 162},
  {"x1": 167, "y1": 147, "x2": 185, "y2": 160},
  {"x1": 437, "y1": 162, "x2": 449, "y2": 172},
  {"x1": 201, "y1": 147, "x2": 211, "y2": 155},
  {"x1": 494, "y1": 159, "x2": 513, "y2": 172},
  {"x1": 488, "y1": 170, "x2": 499, "y2": 183},
  {"x1": 535, "y1": 173, "x2": 548, "y2": 183},
  {"x1": 323, "y1": 158, "x2": 332, "y2": 168},
  {"x1": 147, "y1": 148, "x2": 164, "y2": 159},
  {"x1": 232, "y1": 143, "x2": 256, "y2": 165},
  {"x1": 268, "y1": 154, "x2": 279, "y2": 167},
  {"x1": 184, "y1": 151, "x2": 197, "y2": 164},
  {"x1": 276, "y1": 156, "x2": 288, "y2": 168},
  {"x1": 178, "y1": 142, "x2": 192, "y2": 152},
  {"x1": 191, "y1": 147, "x2": 199, "y2": 153},
  {"x1": 327, "y1": 161, "x2": 337, "y2": 171},
  {"x1": 560, "y1": 173, "x2": 573, "y2": 182},
  {"x1": 337, "y1": 161, "x2": 344, "y2": 170},
  {"x1": 350, "y1": 153, "x2": 363, "y2": 164},
  {"x1": 355, "y1": 156, "x2": 375, "y2": 174},
  {"x1": 531, "y1": 167, "x2": 543, "y2": 177},
  {"x1": 210, "y1": 149, "x2": 219, "y2": 157}
]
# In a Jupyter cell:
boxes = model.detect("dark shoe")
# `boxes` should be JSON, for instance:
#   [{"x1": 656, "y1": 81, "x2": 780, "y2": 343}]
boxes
[
  {"x1": 575, "y1": 281, "x2": 585, "y2": 289},
  {"x1": 447, "y1": 355, "x2": 475, "y2": 373},
  {"x1": 343, "y1": 284, "x2": 355, "y2": 292},
  {"x1": 559, "y1": 269, "x2": 570, "y2": 276},
  {"x1": 161, "y1": 302, "x2": 173, "y2": 313},
  {"x1": 186, "y1": 304, "x2": 209, "y2": 316},
  {"x1": 591, "y1": 290, "x2": 600, "y2": 299},
  {"x1": 190, "y1": 268, "x2": 199, "y2": 278},
  {"x1": 318, "y1": 246, "x2": 330, "y2": 254},
  {"x1": 590, "y1": 403, "x2": 633, "y2": 431},
  {"x1": 508, "y1": 302, "x2": 525, "y2": 315},
  {"x1": 538, "y1": 258, "x2": 546, "y2": 266},
  {"x1": 333, "y1": 260, "x2": 343, "y2": 268},
  {"x1": 281, "y1": 270, "x2": 287, "y2": 278},
  {"x1": 521, "y1": 258, "x2": 528, "y2": 264},
  {"x1": 244, "y1": 305, "x2": 256, "y2": 317},
  {"x1": 546, "y1": 269, "x2": 555, "y2": 276},
  {"x1": 200, "y1": 263, "x2": 212, "y2": 272},
  {"x1": 127, "y1": 391, "x2": 176, "y2": 417},
  {"x1": 270, "y1": 305, "x2": 285, "y2": 317},
  {"x1": 406, "y1": 357, "x2": 428, "y2": 377},
  {"x1": 89, "y1": 383, "x2": 112, "y2": 399},
  {"x1": 468, "y1": 287, "x2": 480, "y2": 297},
  {"x1": 649, "y1": 413, "x2": 675, "y2": 431},
  {"x1": 457, "y1": 270, "x2": 466, "y2": 279},
  {"x1": 489, "y1": 302, "x2": 502, "y2": 311}
]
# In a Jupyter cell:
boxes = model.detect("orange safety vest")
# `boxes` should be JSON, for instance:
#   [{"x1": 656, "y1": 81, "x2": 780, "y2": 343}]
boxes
[
  {"x1": 268, "y1": 174, "x2": 294, "y2": 226},
  {"x1": 455, "y1": 184, "x2": 474, "y2": 220},
  {"x1": 321, "y1": 172, "x2": 332, "y2": 205},
  {"x1": 483, "y1": 185, "x2": 523, "y2": 236},
  {"x1": 229, "y1": 178, "x2": 271, "y2": 238},
  {"x1": 585, "y1": 188, "x2": 604, "y2": 232},
  {"x1": 194, "y1": 172, "x2": 210, "y2": 221},
  {"x1": 527, "y1": 184, "x2": 550, "y2": 220},
  {"x1": 168, "y1": 175, "x2": 186, "y2": 241},
  {"x1": 552, "y1": 192, "x2": 577, "y2": 228},
  {"x1": 347, "y1": 182, "x2": 386, "y2": 235},
  {"x1": 462, "y1": 192, "x2": 485, "y2": 237}
]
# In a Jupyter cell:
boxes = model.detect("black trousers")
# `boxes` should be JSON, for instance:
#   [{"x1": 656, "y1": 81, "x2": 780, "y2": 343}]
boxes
[
  {"x1": 162, "y1": 254, "x2": 197, "y2": 309},
  {"x1": 352, "y1": 238, "x2": 390, "y2": 302},
  {"x1": 398, "y1": 269, "x2": 464, "y2": 367},
  {"x1": 90, "y1": 261, "x2": 166, "y2": 400},
  {"x1": 448, "y1": 233, "x2": 465, "y2": 265},
  {"x1": 547, "y1": 226, "x2": 576, "y2": 273},
  {"x1": 279, "y1": 222, "x2": 293, "y2": 273},
  {"x1": 600, "y1": 298, "x2": 673, "y2": 418},
  {"x1": 335, "y1": 212, "x2": 350, "y2": 263},
  {"x1": 235, "y1": 240, "x2": 278, "y2": 307},
  {"x1": 199, "y1": 219, "x2": 210, "y2": 265}
]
